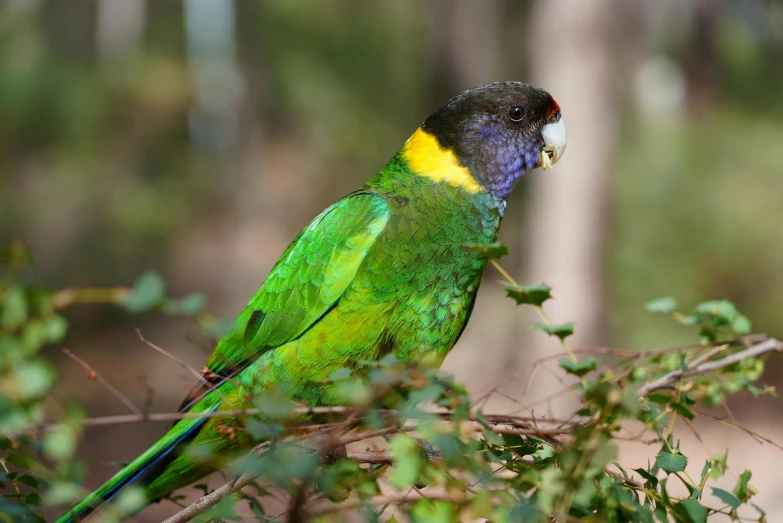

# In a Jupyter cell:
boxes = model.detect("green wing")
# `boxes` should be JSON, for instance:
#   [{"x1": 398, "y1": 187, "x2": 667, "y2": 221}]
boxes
[{"x1": 205, "y1": 192, "x2": 389, "y2": 379}]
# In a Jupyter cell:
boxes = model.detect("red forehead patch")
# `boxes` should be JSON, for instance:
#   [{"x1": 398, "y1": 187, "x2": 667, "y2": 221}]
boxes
[{"x1": 546, "y1": 99, "x2": 561, "y2": 120}]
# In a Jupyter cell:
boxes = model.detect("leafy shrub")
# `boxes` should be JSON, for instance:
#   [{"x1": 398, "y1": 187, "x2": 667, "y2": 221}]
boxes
[{"x1": 0, "y1": 243, "x2": 778, "y2": 522}]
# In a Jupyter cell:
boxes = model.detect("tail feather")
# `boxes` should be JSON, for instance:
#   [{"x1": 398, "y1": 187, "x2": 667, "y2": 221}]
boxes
[{"x1": 54, "y1": 405, "x2": 218, "y2": 523}]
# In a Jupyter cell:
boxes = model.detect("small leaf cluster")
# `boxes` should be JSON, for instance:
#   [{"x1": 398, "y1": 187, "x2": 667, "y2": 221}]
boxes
[
  {"x1": 641, "y1": 296, "x2": 773, "y2": 407},
  {"x1": 0, "y1": 245, "x2": 218, "y2": 522},
  {"x1": 645, "y1": 297, "x2": 753, "y2": 343},
  {"x1": 163, "y1": 330, "x2": 770, "y2": 523},
  {"x1": 0, "y1": 242, "x2": 775, "y2": 522},
  {"x1": 122, "y1": 270, "x2": 206, "y2": 316},
  {"x1": 0, "y1": 244, "x2": 70, "y2": 522}
]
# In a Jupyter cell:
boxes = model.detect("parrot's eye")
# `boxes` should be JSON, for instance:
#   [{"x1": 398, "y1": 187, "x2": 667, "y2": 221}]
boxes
[{"x1": 508, "y1": 106, "x2": 525, "y2": 122}]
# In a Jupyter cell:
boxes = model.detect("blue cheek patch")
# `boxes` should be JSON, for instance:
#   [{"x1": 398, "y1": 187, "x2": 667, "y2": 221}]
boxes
[{"x1": 472, "y1": 119, "x2": 545, "y2": 199}]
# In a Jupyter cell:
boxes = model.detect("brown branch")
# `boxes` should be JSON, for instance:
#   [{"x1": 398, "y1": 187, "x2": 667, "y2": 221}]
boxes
[
  {"x1": 306, "y1": 491, "x2": 469, "y2": 518},
  {"x1": 4, "y1": 402, "x2": 581, "y2": 437},
  {"x1": 165, "y1": 470, "x2": 466, "y2": 523},
  {"x1": 52, "y1": 286, "x2": 130, "y2": 309},
  {"x1": 53, "y1": 334, "x2": 780, "y2": 522},
  {"x1": 159, "y1": 442, "x2": 271, "y2": 523},
  {"x1": 135, "y1": 329, "x2": 239, "y2": 411},
  {"x1": 345, "y1": 449, "x2": 393, "y2": 464},
  {"x1": 61, "y1": 348, "x2": 142, "y2": 415},
  {"x1": 471, "y1": 335, "x2": 767, "y2": 407},
  {"x1": 287, "y1": 482, "x2": 310, "y2": 523},
  {"x1": 637, "y1": 337, "x2": 782, "y2": 397},
  {"x1": 135, "y1": 329, "x2": 207, "y2": 385},
  {"x1": 158, "y1": 442, "x2": 404, "y2": 523},
  {"x1": 153, "y1": 408, "x2": 575, "y2": 523}
]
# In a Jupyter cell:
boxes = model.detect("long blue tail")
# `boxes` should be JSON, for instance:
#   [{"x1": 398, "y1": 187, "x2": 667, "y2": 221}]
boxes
[{"x1": 54, "y1": 406, "x2": 217, "y2": 523}]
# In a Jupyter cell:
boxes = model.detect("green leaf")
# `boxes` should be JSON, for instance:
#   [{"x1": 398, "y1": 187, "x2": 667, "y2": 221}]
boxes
[
  {"x1": 244, "y1": 419, "x2": 284, "y2": 440},
  {"x1": 122, "y1": 271, "x2": 166, "y2": 313},
  {"x1": 25, "y1": 492, "x2": 43, "y2": 507},
  {"x1": 678, "y1": 498, "x2": 707, "y2": 523},
  {"x1": 389, "y1": 435, "x2": 422, "y2": 488},
  {"x1": 645, "y1": 296, "x2": 677, "y2": 313},
  {"x1": 14, "y1": 361, "x2": 55, "y2": 400},
  {"x1": 200, "y1": 315, "x2": 233, "y2": 339},
  {"x1": 674, "y1": 313, "x2": 701, "y2": 326},
  {"x1": 733, "y1": 469, "x2": 753, "y2": 501},
  {"x1": 44, "y1": 314, "x2": 68, "y2": 343},
  {"x1": 43, "y1": 481, "x2": 81, "y2": 506},
  {"x1": 253, "y1": 391, "x2": 295, "y2": 420},
  {"x1": 465, "y1": 241, "x2": 509, "y2": 259},
  {"x1": 730, "y1": 314, "x2": 752, "y2": 335},
  {"x1": 705, "y1": 451, "x2": 727, "y2": 480},
  {"x1": 42, "y1": 425, "x2": 78, "y2": 461},
  {"x1": 335, "y1": 379, "x2": 371, "y2": 406},
  {"x1": 679, "y1": 392, "x2": 696, "y2": 405},
  {"x1": 533, "y1": 322, "x2": 575, "y2": 341},
  {"x1": 711, "y1": 487, "x2": 741, "y2": 509},
  {"x1": 21, "y1": 320, "x2": 46, "y2": 352},
  {"x1": 2, "y1": 286, "x2": 28, "y2": 330},
  {"x1": 411, "y1": 499, "x2": 455, "y2": 523},
  {"x1": 647, "y1": 392, "x2": 672, "y2": 405},
  {"x1": 328, "y1": 367, "x2": 352, "y2": 381},
  {"x1": 162, "y1": 292, "x2": 206, "y2": 315},
  {"x1": 16, "y1": 474, "x2": 38, "y2": 490},
  {"x1": 115, "y1": 486, "x2": 147, "y2": 516},
  {"x1": 695, "y1": 300, "x2": 738, "y2": 321},
  {"x1": 501, "y1": 282, "x2": 552, "y2": 306},
  {"x1": 633, "y1": 467, "x2": 659, "y2": 488},
  {"x1": 655, "y1": 451, "x2": 687, "y2": 474},
  {"x1": 699, "y1": 461, "x2": 711, "y2": 486},
  {"x1": 670, "y1": 400, "x2": 695, "y2": 420},
  {"x1": 558, "y1": 357, "x2": 597, "y2": 377},
  {"x1": 4, "y1": 451, "x2": 29, "y2": 469},
  {"x1": 205, "y1": 494, "x2": 243, "y2": 521}
]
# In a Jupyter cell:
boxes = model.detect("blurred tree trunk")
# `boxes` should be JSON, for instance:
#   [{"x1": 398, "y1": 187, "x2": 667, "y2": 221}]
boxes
[
  {"x1": 45, "y1": 0, "x2": 96, "y2": 63},
  {"x1": 96, "y1": 0, "x2": 146, "y2": 60},
  {"x1": 431, "y1": 0, "x2": 531, "y2": 397},
  {"x1": 432, "y1": 0, "x2": 502, "y2": 91},
  {"x1": 684, "y1": 0, "x2": 721, "y2": 115},
  {"x1": 519, "y1": 0, "x2": 622, "y2": 371}
]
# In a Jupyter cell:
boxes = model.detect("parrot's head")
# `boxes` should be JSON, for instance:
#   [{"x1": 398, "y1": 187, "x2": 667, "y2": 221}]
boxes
[{"x1": 420, "y1": 82, "x2": 566, "y2": 199}]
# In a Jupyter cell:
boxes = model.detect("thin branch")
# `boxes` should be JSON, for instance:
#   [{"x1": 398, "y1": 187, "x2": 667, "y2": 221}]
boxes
[
  {"x1": 135, "y1": 329, "x2": 207, "y2": 385},
  {"x1": 52, "y1": 286, "x2": 130, "y2": 309},
  {"x1": 345, "y1": 449, "x2": 393, "y2": 464},
  {"x1": 61, "y1": 348, "x2": 142, "y2": 415},
  {"x1": 5, "y1": 404, "x2": 580, "y2": 437},
  {"x1": 135, "y1": 329, "x2": 237, "y2": 411},
  {"x1": 159, "y1": 442, "x2": 271, "y2": 523},
  {"x1": 471, "y1": 334, "x2": 767, "y2": 406},
  {"x1": 686, "y1": 345, "x2": 724, "y2": 369},
  {"x1": 637, "y1": 338, "x2": 782, "y2": 396},
  {"x1": 287, "y1": 482, "x2": 310, "y2": 523},
  {"x1": 306, "y1": 491, "x2": 469, "y2": 518},
  {"x1": 154, "y1": 412, "x2": 573, "y2": 523},
  {"x1": 158, "y1": 443, "x2": 399, "y2": 523}
]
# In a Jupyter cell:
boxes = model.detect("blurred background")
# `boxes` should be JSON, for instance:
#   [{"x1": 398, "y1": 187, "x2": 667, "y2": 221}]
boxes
[{"x1": 1, "y1": 0, "x2": 782, "y2": 520}]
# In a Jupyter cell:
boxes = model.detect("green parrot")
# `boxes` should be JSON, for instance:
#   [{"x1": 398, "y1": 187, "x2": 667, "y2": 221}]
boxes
[{"x1": 56, "y1": 82, "x2": 566, "y2": 522}]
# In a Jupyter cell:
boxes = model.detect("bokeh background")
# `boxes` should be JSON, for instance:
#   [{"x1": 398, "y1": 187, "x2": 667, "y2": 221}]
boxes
[{"x1": 2, "y1": 0, "x2": 782, "y2": 520}]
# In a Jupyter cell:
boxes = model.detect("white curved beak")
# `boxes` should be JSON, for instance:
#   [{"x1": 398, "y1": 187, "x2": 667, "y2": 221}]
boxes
[{"x1": 539, "y1": 117, "x2": 567, "y2": 170}]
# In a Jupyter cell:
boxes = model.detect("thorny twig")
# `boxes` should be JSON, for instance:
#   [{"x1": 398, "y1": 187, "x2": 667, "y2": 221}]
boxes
[
  {"x1": 40, "y1": 334, "x2": 782, "y2": 523},
  {"x1": 636, "y1": 337, "x2": 782, "y2": 396},
  {"x1": 61, "y1": 348, "x2": 142, "y2": 415},
  {"x1": 2, "y1": 405, "x2": 582, "y2": 437}
]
